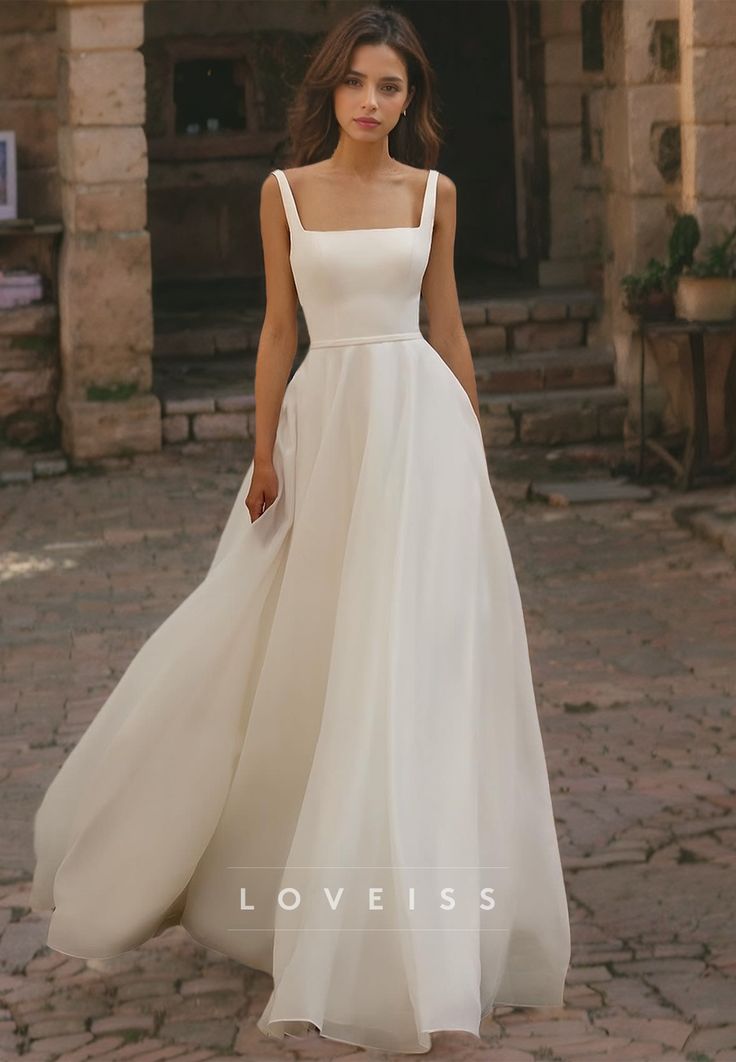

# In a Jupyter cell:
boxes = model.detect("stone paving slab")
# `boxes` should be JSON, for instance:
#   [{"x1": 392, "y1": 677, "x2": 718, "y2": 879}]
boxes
[
  {"x1": 528, "y1": 476, "x2": 655, "y2": 504},
  {"x1": 673, "y1": 488, "x2": 736, "y2": 562},
  {"x1": 0, "y1": 441, "x2": 735, "y2": 1060}
]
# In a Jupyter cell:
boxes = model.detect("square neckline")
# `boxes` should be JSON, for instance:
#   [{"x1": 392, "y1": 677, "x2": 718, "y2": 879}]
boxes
[{"x1": 274, "y1": 167, "x2": 435, "y2": 235}]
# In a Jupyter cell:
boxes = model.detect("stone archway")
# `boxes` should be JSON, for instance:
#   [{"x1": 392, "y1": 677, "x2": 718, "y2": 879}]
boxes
[{"x1": 56, "y1": 0, "x2": 160, "y2": 460}]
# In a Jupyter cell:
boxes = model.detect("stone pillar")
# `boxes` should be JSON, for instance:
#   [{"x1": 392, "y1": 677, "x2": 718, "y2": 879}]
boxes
[
  {"x1": 601, "y1": 0, "x2": 680, "y2": 434},
  {"x1": 679, "y1": 0, "x2": 736, "y2": 455},
  {"x1": 538, "y1": 0, "x2": 586, "y2": 286},
  {"x1": 680, "y1": 0, "x2": 736, "y2": 232},
  {"x1": 55, "y1": 0, "x2": 160, "y2": 460}
]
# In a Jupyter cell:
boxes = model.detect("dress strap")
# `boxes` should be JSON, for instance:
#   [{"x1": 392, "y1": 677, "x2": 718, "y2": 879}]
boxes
[
  {"x1": 272, "y1": 166, "x2": 439, "y2": 235},
  {"x1": 421, "y1": 169, "x2": 440, "y2": 231},
  {"x1": 270, "y1": 169, "x2": 302, "y2": 239}
]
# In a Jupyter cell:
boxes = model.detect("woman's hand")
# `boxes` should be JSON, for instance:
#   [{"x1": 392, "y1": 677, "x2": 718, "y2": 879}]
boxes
[{"x1": 245, "y1": 460, "x2": 280, "y2": 523}]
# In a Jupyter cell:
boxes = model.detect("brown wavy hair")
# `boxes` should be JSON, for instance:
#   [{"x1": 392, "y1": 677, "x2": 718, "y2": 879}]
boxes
[{"x1": 283, "y1": 5, "x2": 443, "y2": 170}]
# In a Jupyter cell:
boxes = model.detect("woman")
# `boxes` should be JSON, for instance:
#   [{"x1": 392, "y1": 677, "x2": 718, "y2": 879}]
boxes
[{"x1": 31, "y1": 5, "x2": 571, "y2": 1055}]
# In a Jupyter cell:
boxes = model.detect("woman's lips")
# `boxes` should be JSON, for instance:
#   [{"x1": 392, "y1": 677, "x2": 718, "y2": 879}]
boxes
[{"x1": 355, "y1": 118, "x2": 379, "y2": 127}]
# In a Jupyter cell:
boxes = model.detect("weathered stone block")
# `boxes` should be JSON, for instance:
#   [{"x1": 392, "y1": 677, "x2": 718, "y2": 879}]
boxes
[
  {"x1": 59, "y1": 51, "x2": 145, "y2": 126},
  {"x1": 682, "y1": 122, "x2": 736, "y2": 200},
  {"x1": 687, "y1": 0, "x2": 736, "y2": 46},
  {"x1": 458, "y1": 300, "x2": 487, "y2": 327},
  {"x1": 0, "y1": 368, "x2": 58, "y2": 419},
  {"x1": 544, "y1": 38, "x2": 582, "y2": 85},
  {"x1": 0, "y1": 102, "x2": 57, "y2": 168},
  {"x1": 683, "y1": 46, "x2": 736, "y2": 125},
  {"x1": 57, "y1": 3, "x2": 145, "y2": 51},
  {"x1": 0, "y1": 337, "x2": 57, "y2": 373},
  {"x1": 163, "y1": 397, "x2": 215, "y2": 415},
  {"x1": 58, "y1": 126, "x2": 148, "y2": 185},
  {"x1": 688, "y1": 201, "x2": 736, "y2": 241},
  {"x1": 215, "y1": 394, "x2": 256, "y2": 412},
  {"x1": 625, "y1": 84, "x2": 681, "y2": 195},
  {"x1": 538, "y1": 259, "x2": 586, "y2": 286},
  {"x1": 520, "y1": 406, "x2": 598, "y2": 444},
  {"x1": 530, "y1": 299, "x2": 568, "y2": 322},
  {"x1": 512, "y1": 321, "x2": 585, "y2": 352},
  {"x1": 548, "y1": 125, "x2": 581, "y2": 178},
  {"x1": 546, "y1": 86, "x2": 582, "y2": 127},
  {"x1": 0, "y1": 1, "x2": 56, "y2": 34},
  {"x1": 58, "y1": 393, "x2": 161, "y2": 460},
  {"x1": 567, "y1": 297, "x2": 597, "y2": 320},
  {"x1": 540, "y1": 0, "x2": 581, "y2": 37},
  {"x1": 192, "y1": 413, "x2": 250, "y2": 441},
  {"x1": 623, "y1": 0, "x2": 679, "y2": 85},
  {"x1": 66, "y1": 350, "x2": 152, "y2": 398},
  {"x1": 0, "y1": 304, "x2": 58, "y2": 337},
  {"x1": 478, "y1": 405, "x2": 516, "y2": 447},
  {"x1": 61, "y1": 181, "x2": 147, "y2": 233},
  {"x1": 58, "y1": 232, "x2": 152, "y2": 369},
  {"x1": 549, "y1": 193, "x2": 584, "y2": 259},
  {"x1": 162, "y1": 414, "x2": 189, "y2": 444},
  {"x1": 33, "y1": 457, "x2": 69, "y2": 477},
  {"x1": 486, "y1": 300, "x2": 529, "y2": 325},
  {"x1": 0, "y1": 467, "x2": 33, "y2": 484},
  {"x1": 598, "y1": 402, "x2": 627, "y2": 438},
  {"x1": 481, "y1": 365, "x2": 543, "y2": 393},
  {"x1": 468, "y1": 325, "x2": 506, "y2": 355},
  {"x1": 0, "y1": 33, "x2": 57, "y2": 98}
]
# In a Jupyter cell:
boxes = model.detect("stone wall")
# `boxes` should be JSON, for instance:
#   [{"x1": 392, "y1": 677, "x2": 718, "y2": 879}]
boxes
[
  {"x1": 680, "y1": 0, "x2": 736, "y2": 236},
  {"x1": 0, "y1": 1, "x2": 60, "y2": 220},
  {"x1": 55, "y1": 0, "x2": 160, "y2": 460},
  {"x1": 0, "y1": 1, "x2": 61, "y2": 447},
  {"x1": 537, "y1": 0, "x2": 606, "y2": 288},
  {"x1": 677, "y1": 0, "x2": 736, "y2": 456},
  {"x1": 601, "y1": 0, "x2": 736, "y2": 447},
  {"x1": 602, "y1": 0, "x2": 681, "y2": 433}
]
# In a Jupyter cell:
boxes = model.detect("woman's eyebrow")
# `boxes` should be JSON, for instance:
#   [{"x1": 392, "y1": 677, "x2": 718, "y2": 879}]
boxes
[{"x1": 346, "y1": 69, "x2": 405, "y2": 84}]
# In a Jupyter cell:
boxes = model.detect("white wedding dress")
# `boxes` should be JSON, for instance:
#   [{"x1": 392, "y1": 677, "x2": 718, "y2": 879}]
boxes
[{"x1": 30, "y1": 167, "x2": 571, "y2": 1054}]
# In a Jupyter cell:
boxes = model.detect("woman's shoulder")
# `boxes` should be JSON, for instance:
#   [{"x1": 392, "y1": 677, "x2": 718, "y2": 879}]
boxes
[
  {"x1": 268, "y1": 162, "x2": 454, "y2": 207},
  {"x1": 405, "y1": 163, "x2": 453, "y2": 193},
  {"x1": 277, "y1": 162, "x2": 326, "y2": 185}
]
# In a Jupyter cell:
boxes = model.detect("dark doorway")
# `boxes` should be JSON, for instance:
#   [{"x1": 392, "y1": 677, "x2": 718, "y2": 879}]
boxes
[{"x1": 384, "y1": 0, "x2": 521, "y2": 285}]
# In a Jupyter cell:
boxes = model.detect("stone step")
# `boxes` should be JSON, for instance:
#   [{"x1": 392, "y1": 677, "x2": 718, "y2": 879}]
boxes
[
  {"x1": 154, "y1": 343, "x2": 614, "y2": 398},
  {"x1": 477, "y1": 384, "x2": 629, "y2": 447},
  {"x1": 473, "y1": 345, "x2": 615, "y2": 393},
  {"x1": 152, "y1": 286, "x2": 615, "y2": 449},
  {"x1": 153, "y1": 286, "x2": 602, "y2": 359},
  {"x1": 155, "y1": 348, "x2": 628, "y2": 450}
]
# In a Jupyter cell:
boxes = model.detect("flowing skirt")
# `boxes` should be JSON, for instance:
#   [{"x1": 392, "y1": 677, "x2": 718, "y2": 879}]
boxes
[{"x1": 30, "y1": 335, "x2": 571, "y2": 1054}]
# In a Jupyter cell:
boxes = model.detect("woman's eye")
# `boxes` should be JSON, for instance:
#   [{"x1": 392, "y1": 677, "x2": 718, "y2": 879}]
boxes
[{"x1": 344, "y1": 78, "x2": 399, "y2": 92}]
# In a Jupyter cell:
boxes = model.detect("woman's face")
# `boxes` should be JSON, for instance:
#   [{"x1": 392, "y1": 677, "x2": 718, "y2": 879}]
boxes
[{"x1": 333, "y1": 43, "x2": 414, "y2": 141}]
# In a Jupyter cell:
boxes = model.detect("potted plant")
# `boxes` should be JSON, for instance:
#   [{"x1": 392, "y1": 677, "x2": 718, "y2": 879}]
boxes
[
  {"x1": 675, "y1": 224, "x2": 736, "y2": 321},
  {"x1": 620, "y1": 257, "x2": 676, "y2": 320},
  {"x1": 620, "y1": 212, "x2": 700, "y2": 321}
]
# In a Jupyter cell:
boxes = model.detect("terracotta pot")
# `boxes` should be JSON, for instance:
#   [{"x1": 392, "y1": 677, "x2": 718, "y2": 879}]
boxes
[
  {"x1": 675, "y1": 276, "x2": 736, "y2": 321},
  {"x1": 624, "y1": 290, "x2": 675, "y2": 321}
]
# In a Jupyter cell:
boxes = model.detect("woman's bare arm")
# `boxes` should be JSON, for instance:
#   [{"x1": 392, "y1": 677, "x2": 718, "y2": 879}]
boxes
[
  {"x1": 253, "y1": 173, "x2": 300, "y2": 468},
  {"x1": 420, "y1": 173, "x2": 480, "y2": 420}
]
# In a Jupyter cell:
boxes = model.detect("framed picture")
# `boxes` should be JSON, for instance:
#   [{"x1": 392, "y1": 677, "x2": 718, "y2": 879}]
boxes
[{"x1": 0, "y1": 131, "x2": 18, "y2": 221}]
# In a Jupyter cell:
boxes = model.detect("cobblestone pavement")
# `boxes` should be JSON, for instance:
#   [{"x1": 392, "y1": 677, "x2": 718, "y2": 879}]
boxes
[{"x1": 0, "y1": 441, "x2": 734, "y2": 1062}]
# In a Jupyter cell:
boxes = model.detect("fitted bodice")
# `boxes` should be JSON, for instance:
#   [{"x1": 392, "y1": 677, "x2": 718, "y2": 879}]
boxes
[{"x1": 270, "y1": 168, "x2": 439, "y2": 346}]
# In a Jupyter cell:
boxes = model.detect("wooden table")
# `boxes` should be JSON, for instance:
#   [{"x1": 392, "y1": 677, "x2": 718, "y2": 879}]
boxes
[{"x1": 635, "y1": 317, "x2": 736, "y2": 490}]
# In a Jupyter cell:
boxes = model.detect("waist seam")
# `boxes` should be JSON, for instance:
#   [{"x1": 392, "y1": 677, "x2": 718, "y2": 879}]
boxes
[{"x1": 309, "y1": 330, "x2": 423, "y2": 349}]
